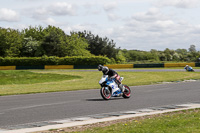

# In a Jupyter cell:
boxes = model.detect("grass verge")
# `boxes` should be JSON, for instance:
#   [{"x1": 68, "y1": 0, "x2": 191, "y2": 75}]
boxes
[
  {"x1": 1, "y1": 70, "x2": 200, "y2": 96},
  {"x1": 47, "y1": 109, "x2": 200, "y2": 133}
]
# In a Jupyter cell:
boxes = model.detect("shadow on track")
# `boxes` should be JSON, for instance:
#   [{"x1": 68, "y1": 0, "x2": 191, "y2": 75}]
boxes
[{"x1": 86, "y1": 97, "x2": 123, "y2": 101}]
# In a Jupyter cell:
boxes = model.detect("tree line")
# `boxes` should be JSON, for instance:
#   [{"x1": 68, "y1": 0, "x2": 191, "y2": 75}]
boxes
[
  {"x1": 0, "y1": 26, "x2": 119, "y2": 60},
  {"x1": 121, "y1": 45, "x2": 200, "y2": 63},
  {"x1": 0, "y1": 25, "x2": 200, "y2": 63}
]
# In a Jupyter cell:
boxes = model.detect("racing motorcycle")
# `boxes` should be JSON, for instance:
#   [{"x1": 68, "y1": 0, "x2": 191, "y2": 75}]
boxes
[
  {"x1": 184, "y1": 66, "x2": 195, "y2": 72},
  {"x1": 99, "y1": 75, "x2": 131, "y2": 100}
]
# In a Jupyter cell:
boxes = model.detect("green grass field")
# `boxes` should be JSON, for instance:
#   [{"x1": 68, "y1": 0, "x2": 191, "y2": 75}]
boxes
[
  {"x1": 71, "y1": 109, "x2": 200, "y2": 133},
  {"x1": 0, "y1": 70, "x2": 81, "y2": 85},
  {"x1": 1, "y1": 69, "x2": 200, "y2": 96}
]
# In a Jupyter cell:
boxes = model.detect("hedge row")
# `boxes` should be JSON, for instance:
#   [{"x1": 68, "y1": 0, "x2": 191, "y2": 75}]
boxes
[{"x1": 0, "y1": 56, "x2": 110, "y2": 66}]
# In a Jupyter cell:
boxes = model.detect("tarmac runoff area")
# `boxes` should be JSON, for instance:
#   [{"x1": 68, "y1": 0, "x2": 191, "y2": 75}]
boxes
[{"x1": 1, "y1": 102, "x2": 200, "y2": 133}]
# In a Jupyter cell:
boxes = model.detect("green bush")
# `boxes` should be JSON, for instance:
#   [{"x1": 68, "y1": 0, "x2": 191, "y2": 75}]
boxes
[
  {"x1": 58, "y1": 56, "x2": 111, "y2": 65},
  {"x1": 0, "y1": 56, "x2": 110, "y2": 66}
]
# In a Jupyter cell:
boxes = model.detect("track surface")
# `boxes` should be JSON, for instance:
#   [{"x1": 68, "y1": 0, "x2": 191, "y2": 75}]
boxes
[{"x1": 0, "y1": 69, "x2": 200, "y2": 128}]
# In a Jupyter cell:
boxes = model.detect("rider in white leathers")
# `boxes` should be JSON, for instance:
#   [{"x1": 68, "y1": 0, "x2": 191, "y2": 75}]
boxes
[{"x1": 98, "y1": 65, "x2": 125, "y2": 92}]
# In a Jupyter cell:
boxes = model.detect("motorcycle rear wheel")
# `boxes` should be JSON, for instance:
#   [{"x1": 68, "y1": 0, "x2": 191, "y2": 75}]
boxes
[
  {"x1": 122, "y1": 85, "x2": 131, "y2": 98},
  {"x1": 100, "y1": 87, "x2": 111, "y2": 100}
]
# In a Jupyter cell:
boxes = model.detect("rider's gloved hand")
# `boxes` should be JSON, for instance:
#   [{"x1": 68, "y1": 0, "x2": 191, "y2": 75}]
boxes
[{"x1": 108, "y1": 77, "x2": 114, "y2": 81}]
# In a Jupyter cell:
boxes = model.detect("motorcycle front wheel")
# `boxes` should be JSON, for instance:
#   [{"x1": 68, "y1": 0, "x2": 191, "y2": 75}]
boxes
[
  {"x1": 100, "y1": 87, "x2": 111, "y2": 100},
  {"x1": 122, "y1": 85, "x2": 131, "y2": 98}
]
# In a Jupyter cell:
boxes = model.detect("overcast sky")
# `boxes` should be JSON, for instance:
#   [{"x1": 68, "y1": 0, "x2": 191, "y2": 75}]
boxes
[{"x1": 1, "y1": 0, "x2": 200, "y2": 51}]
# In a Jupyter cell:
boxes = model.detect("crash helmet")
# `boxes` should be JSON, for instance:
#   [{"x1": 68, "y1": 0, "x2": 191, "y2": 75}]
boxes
[
  {"x1": 102, "y1": 66, "x2": 109, "y2": 74},
  {"x1": 98, "y1": 65, "x2": 103, "y2": 71}
]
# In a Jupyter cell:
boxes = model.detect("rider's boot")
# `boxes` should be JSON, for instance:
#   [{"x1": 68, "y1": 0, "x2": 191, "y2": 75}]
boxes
[{"x1": 119, "y1": 84, "x2": 125, "y2": 93}]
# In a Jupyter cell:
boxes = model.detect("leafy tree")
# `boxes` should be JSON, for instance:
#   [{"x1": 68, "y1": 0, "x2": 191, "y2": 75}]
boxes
[
  {"x1": 172, "y1": 52, "x2": 180, "y2": 61},
  {"x1": 176, "y1": 48, "x2": 188, "y2": 61},
  {"x1": 115, "y1": 50, "x2": 126, "y2": 63},
  {"x1": 189, "y1": 45, "x2": 196, "y2": 53},
  {"x1": 124, "y1": 50, "x2": 141, "y2": 61},
  {"x1": 41, "y1": 25, "x2": 67, "y2": 57},
  {"x1": 0, "y1": 27, "x2": 22, "y2": 57},
  {"x1": 188, "y1": 45, "x2": 198, "y2": 61},
  {"x1": 187, "y1": 51, "x2": 199, "y2": 61},
  {"x1": 0, "y1": 28, "x2": 7, "y2": 56},
  {"x1": 74, "y1": 31, "x2": 118, "y2": 59},
  {"x1": 65, "y1": 33, "x2": 92, "y2": 56},
  {"x1": 164, "y1": 48, "x2": 174, "y2": 61},
  {"x1": 150, "y1": 49, "x2": 160, "y2": 61},
  {"x1": 20, "y1": 36, "x2": 42, "y2": 57},
  {"x1": 22, "y1": 26, "x2": 45, "y2": 41},
  {"x1": 2, "y1": 25, "x2": 200, "y2": 64},
  {"x1": 159, "y1": 53, "x2": 166, "y2": 61}
]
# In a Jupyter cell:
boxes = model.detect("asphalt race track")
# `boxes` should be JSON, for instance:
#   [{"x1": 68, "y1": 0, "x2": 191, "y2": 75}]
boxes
[{"x1": 0, "y1": 69, "x2": 200, "y2": 130}]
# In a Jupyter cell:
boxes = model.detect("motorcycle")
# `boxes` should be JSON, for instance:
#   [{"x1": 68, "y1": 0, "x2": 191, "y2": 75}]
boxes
[
  {"x1": 184, "y1": 66, "x2": 195, "y2": 72},
  {"x1": 99, "y1": 75, "x2": 131, "y2": 100}
]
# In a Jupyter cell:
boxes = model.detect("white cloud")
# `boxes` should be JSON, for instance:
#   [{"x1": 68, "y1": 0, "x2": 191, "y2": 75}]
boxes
[
  {"x1": 0, "y1": 8, "x2": 20, "y2": 22},
  {"x1": 103, "y1": 2, "x2": 117, "y2": 12},
  {"x1": 66, "y1": 23, "x2": 99, "y2": 32},
  {"x1": 132, "y1": 8, "x2": 169, "y2": 22},
  {"x1": 30, "y1": 2, "x2": 77, "y2": 20},
  {"x1": 35, "y1": 8, "x2": 47, "y2": 15},
  {"x1": 43, "y1": 18, "x2": 57, "y2": 25},
  {"x1": 31, "y1": 7, "x2": 48, "y2": 19},
  {"x1": 155, "y1": 20, "x2": 174, "y2": 28},
  {"x1": 103, "y1": 2, "x2": 119, "y2": 21},
  {"x1": 156, "y1": 0, "x2": 200, "y2": 8},
  {"x1": 48, "y1": 2, "x2": 77, "y2": 16},
  {"x1": 105, "y1": 7, "x2": 200, "y2": 50},
  {"x1": 107, "y1": 13, "x2": 120, "y2": 21}
]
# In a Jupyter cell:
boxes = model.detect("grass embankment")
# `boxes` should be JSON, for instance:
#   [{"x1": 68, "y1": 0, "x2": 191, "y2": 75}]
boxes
[
  {"x1": 1, "y1": 70, "x2": 200, "y2": 95},
  {"x1": 66, "y1": 109, "x2": 200, "y2": 133}
]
